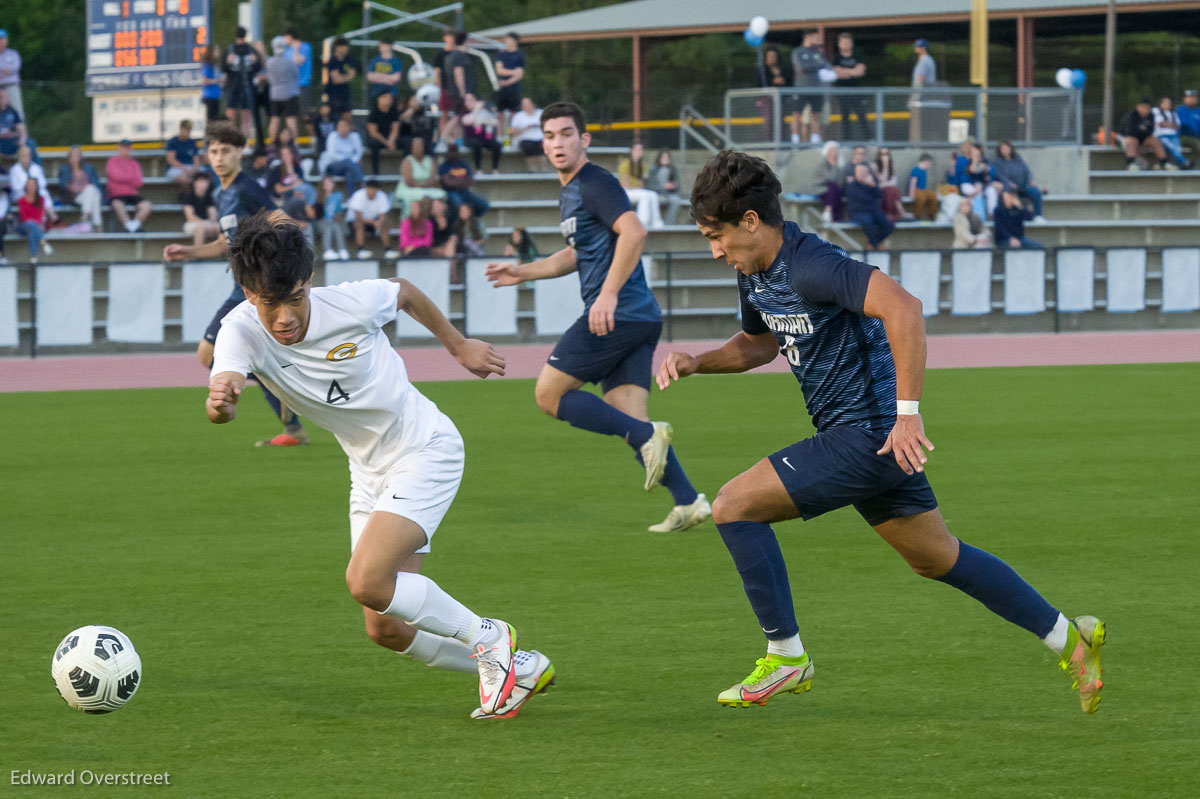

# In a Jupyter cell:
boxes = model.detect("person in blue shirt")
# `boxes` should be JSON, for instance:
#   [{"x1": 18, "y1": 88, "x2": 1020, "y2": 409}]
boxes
[
  {"x1": 163, "y1": 122, "x2": 309, "y2": 448},
  {"x1": 366, "y1": 37, "x2": 406, "y2": 101},
  {"x1": 485, "y1": 102, "x2": 708, "y2": 533},
  {"x1": 201, "y1": 43, "x2": 223, "y2": 122},
  {"x1": 994, "y1": 186, "x2": 1042, "y2": 249},
  {"x1": 282, "y1": 28, "x2": 312, "y2": 108},
  {"x1": 657, "y1": 149, "x2": 1104, "y2": 713},
  {"x1": 493, "y1": 33, "x2": 526, "y2": 134},
  {"x1": 165, "y1": 119, "x2": 199, "y2": 186},
  {"x1": 1177, "y1": 89, "x2": 1200, "y2": 156}
]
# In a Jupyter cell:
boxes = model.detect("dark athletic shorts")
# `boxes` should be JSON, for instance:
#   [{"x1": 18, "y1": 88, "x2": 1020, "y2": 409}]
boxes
[
  {"x1": 548, "y1": 316, "x2": 661, "y2": 393},
  {"x1": 794, "y1": 92, "x2": 824, "y2": 115},
  {"x1": 769, "y1": 424, "x2": 939, "y2": 526},
  {"x1": 204, "y1": 283, "x2": 246, "y2": 345},
  {"x1": 269, "y1": 97, "x2": 301, "y2": 118},
  {"x1": 494, "y1": 86, "x2": 521, "y2": 113}
]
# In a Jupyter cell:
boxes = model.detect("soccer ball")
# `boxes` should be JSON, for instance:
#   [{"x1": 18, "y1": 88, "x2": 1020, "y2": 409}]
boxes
[{"x1": 51, "y1": 626, "x2": 142, "y2": 714}]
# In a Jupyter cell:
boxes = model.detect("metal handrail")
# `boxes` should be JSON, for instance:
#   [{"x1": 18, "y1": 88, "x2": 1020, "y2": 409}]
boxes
[{"x1": 678, "y1": 104, "x2": 733, "y2": 154}]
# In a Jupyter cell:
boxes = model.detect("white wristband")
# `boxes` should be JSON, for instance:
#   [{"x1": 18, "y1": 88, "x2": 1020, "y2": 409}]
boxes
[{"x1": 896, "y1": 400, "x2": 920, "y2": 416}]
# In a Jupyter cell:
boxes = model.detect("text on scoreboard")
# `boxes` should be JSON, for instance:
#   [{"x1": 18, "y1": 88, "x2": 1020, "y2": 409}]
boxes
[{"x1": 86, "y1": 0, "x2": 212, "y2": 94}]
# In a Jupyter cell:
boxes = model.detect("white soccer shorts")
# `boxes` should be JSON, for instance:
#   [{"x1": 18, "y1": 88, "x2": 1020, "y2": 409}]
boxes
[{"x1": 348, "y1": 414, "x2": 464, "y2": 554}]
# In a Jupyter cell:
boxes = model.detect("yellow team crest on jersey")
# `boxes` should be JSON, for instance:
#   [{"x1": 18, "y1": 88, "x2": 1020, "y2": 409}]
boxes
[{"x1": 326, "y1": 342, "x2": 358, "y2": 361}]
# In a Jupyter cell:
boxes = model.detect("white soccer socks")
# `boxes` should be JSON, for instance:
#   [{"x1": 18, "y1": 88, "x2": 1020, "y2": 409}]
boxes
[
  {"x1": 402, "y1": 631, "x2": 477, "y2": 674},
  {"x1": 381, "y1": 572, "x2": 484, "y2": 645}
]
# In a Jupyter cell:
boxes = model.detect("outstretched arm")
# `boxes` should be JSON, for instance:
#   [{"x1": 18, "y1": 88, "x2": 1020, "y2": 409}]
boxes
[
  {"x1": 656, "y1": 331, "x2": 779, "y2": 389},
  {"x1": 207, "y1": 371, "x2": 247, "y2": 423},
  {"x1": 391, "y1": 278, "x2": 505, "y2": 378},
  {"x1": 485, "y1": 246, "x2": 577, "y2": 285},
  {"x1": 165, "y1": 232, "x2": 228, "y2": 262},
  {"x1": 862, "y1": 269, "x2": 934, "y2": 474}
]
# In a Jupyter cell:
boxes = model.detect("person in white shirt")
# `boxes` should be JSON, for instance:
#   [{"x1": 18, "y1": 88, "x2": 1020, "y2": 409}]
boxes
[
  {"x1": 347, "y1": 179, "x2": 398, "y2": 259},
  {"x1": 1152, "y1": 96, "x2": 1195, "y2": 170},
  {"x1": 317, "y1": 114, "x2": 364, "y2": 195},
  {"x1": 9, "y1": 145, "x2": 57, "y2": 222},
  {"x1": 510, "y1": 96, "x2": 546, "y2": 172},
  {"x1": 207, "y1": 210, "x2": 556, "y2": 719}
]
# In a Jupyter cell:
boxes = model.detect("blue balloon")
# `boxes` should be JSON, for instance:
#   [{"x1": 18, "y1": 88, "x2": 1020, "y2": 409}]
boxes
[
  {"x1": 743, "y1": 28, "x2": 764, "y2": 48},
  {"x1": 1070, "y1": 69, "x2": 1086, "y2": 89}
]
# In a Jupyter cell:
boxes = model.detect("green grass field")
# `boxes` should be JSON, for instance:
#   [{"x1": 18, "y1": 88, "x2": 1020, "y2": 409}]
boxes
[{"x1": 2, "y1": 364, "x2": 1198, "y2": 797}]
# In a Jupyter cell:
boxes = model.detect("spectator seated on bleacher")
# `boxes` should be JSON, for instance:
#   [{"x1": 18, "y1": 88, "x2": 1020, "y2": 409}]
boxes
[
  {"x1": 391, "y1": 136, "x2": 445, "y2": 216},
  {"x1": 307, "y1": 100, "x2": 337, "y2": 165},
  {"x1": 1151, "y1": 96, "x2": 1195, "y2": 170},
  {"x1": 994, "y1": 187, "x2": 1041, "y2": 250},
  {"x1": 873, "y1": 147, "x2": 910, "y2": 222},
  {"x1": 1120, "y1": 99, "x2": 1167, "y2": 171},
  {"x1": 504, "y1": 226, "x2": 538, "y2": 264},
  {"x1": 16, "y1": 176, "x2": 52, "y2": 262},
  {"x1": 617, "y1": 141, "x2": 663, "y2": 229},
  {"x1": 165, "y1": 119, "x2": 200, "y2": 185},
  {"x1": 647, "y1": 149, "x2": 682, "y2": 225},
  {"x1": 951, "y1": 197, "x2": 992, "y2": 249},
  {"x1": 180, "y1": 172, "x2": 219, "y2": 246},
  {"x1": 948, "y1": 139, "x2": 973, "y2": 186},
  {"x1": 845, "y1": 162, "x2": 894, "y2": 251},
  {"x1": 398, "y1": 94, "x2": 436, "y2": 156},
  {"x1": 454, "y1": 201, "x2": 486, "y2": 258},
  {"x1": 1178, "y1": 89, "x2": 1200, "y2": 157},
  {"x1": 961, "y1": 143, "x2": 997, "y2": 218},
  {"x1": 992, "y1": 140, "x2": 1045, "y2": 223},
  {"x1": 365, "y1": 91, "x2": 401, "y2": 176},
  {"x1": 315, "y1": 175, "x2": 349, "y2": 261},
  {"x1": 399, "y1": 197, "x2": 434, "y2": 258},
  {"x1": 0, "y1": 86, "x2": 37, "y2": 163},
  {"x1": 461, "y1": 93, "x2": 503, "y2": 174},
  {"x1": 438, "y1": 143, "x2": 489, "y2": 220},
  {"x1": 429, "y1": 198, "x2": 457, "y2": 260},
  {"x1": 56, "y1": 145, "x2": 103, "y2": 233},
  {"x1": 241, "y1": 147, "x2": 271, "y2": 187},
  {"x1": 9, "y1": 145, "x2": 56, "y2": 225},
  {"x1": 510, "y1": 97, "x2": 546, "y2": 173},
  {"x1": 814, "y1": 140, "x2": 845, "y2": 224},
  {"x1": 105, "y1": 139, "x2": 153, "y2": 233},
  {"x1": 317, "y1": 113, "x2": 364, "y2": 196},
  {"x1": 268, "y1": 144, "x2": 316, "y2": 208},
  {"x1": 906, "y1": 152, "x2": 938, "y2": 221},
  {"x1": 347, "y1": 179, "x2": 397, "y2": 259}
]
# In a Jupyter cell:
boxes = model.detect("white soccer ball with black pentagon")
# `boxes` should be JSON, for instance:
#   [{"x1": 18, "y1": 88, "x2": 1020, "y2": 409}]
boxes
[{"x1": 51, "y1": 626, "x2": 141, "y2": 713}]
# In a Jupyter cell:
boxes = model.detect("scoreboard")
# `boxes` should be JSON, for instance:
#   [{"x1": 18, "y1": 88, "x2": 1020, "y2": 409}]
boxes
[{"x1": 86, "y1": 0, "x2": 212, "y2": 94}]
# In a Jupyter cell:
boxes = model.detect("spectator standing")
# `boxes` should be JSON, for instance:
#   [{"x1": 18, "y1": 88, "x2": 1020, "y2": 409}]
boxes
[
  {"x1": 266, "y1": 36, "x2": 301, "y2": 144},
  {"x1": 316, "y1": 175, "x2": 349, "y2": 261},
  {"x1": 9, "y1": 145, "x2": 55, "y2": 221},
  {"x1": 438, "y1": 143, "x2": 489, "y2": 218},
  {"x1": 814, "y1": 140, "x2": 845, "y2": 223},
  {"x1": 224, "y1": 27, "x2": 262, "y2": 142},
  {"x1": 56, "y1": 145, "x2": 103, "y2": 232},
  {"x1": 832, "y1": 32, "x2": 868, "y2": 141},
  {"x1": 180, "y1": 172, "x2": 219, "y2": 246},
  {"x1": 845, "y1": 162, "x2": 894, "y2": 251},
  {"x1": 951, "y1": 197, "x2": 993, "y2": 249},
  {"x1": 510, "y1": 97, "x2": 545, "y2": 172},
  {"x1": 442, "y1": 32, "x2": 476, "y2": 146},
  {"x1": 201, "y1": 44, "x2": 224, "y2": 122},
  {"x1": 399, "y1": 197, "x2": 434, "y2": 257},
  {"x1": 757, "y1": 47, "x2": 792, "y2": 142},
  {"x1": 873, "y1": 147, "x2": 909, "y2": 221},
  {"x1": 461, "y1": 93, "x2": 502, "y2": 173},
  {"x1": 165, "y1": 119, "x2": 200, "y2": 185},
  {"x1": 317, "y1": 114, "x2": 364, "y2": 196},
  {"x1": 646, "y1": 149, "x2": 682, "y2": 225},
  {"x1": 1152, "y1": 96, "x2": 1195, "y2": 170},
  {"x1": 907, "y1": 153, "x2": 938, "y2": 221},
  {"x1": 432, "y1": 30, "x2": 459, "y2": 147},
  {"x1": 493, "y1": 33, "x2": 526, "y2": 137},
  {"x1": 347, "y1": 179, "x2": 398, "y2": 258},
  {"x1": 790, "y1": 30, "x2": 829, "y2": 144},
  {"x1": 1120, "y1": 99, "x2": 1166, "y2": 170},
  {"x1": 391, "y1": 136, "x2": 446, "y2": 215},
  {"x1": 366, "y1": 37, "x2": 405, "y2": 102},
  {"x1": 995, "y1": 187, "x2": 1041, "y2": 249},
  {"x1": 17, "y1": 178, "x2": 51, "y2": 261},
  {"x1": 1178, "y1": 89, "x2": 1200, "y2": 156},
  {"x1": 992, "y1": 140, "x2": 1045, "y2": 222},
  {"x1": 308, "y1": 100, "x2": 337, "y2": 159},
  {"x1": 105, "y1": 139, "x2": 152, "y2": 233},
  {"x1": 617, "y1": 141, "x2": 664, "y2": 229},
  {"x1": 324, "y1": 37, "x2": 356, "y2": 121},
  {"x1": 909, "y1": 39, "x2": 937, "y2": 142},
  {"x1": 0, "y1": 29, "x2": 22, "y2": 119},
  {"x1": 365, "y1": 91, "x2": 401, "y2": 175},
  {"x1": 282, "y1": 28, "x2": 312, "y2": 110},
  {"x1": 0, "y1": 86, "x2": 33, "y2": 159}
]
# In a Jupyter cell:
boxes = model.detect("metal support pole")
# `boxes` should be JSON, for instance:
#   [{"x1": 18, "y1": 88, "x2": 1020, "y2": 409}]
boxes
[
  {"x1": 874, "y1": 89, "x2": 884, "y2": 145},
  {"x1": 665, "y1": 253, "x2": 673, "y2": 342},
  {"x1": 1102, "y1": 0, "x2": 1116, "y2": 144},
  {"x1": 976, "y1": 88, "x2": 987, "y2": 145}
]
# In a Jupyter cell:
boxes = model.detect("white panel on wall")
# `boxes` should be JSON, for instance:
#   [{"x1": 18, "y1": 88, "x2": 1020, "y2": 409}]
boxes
[
  {"x1": 464, "y1": 258, "x2": 517, "y2": 335},
  {"x1": 534, "y1": 272, "x2": 584, "y2": 335},
  {"x1": 107, "y1": 264, "x2": 165, "y2": 343},
  {"x1": 1055, "y1": 249, "x2": 1094, "y2": 312},
  {"x1": 899, "y1": 251, "x2": 941, "y2": 317},
  {"x1": 950, "y1": 250, "x2": 992, "y2": 315},
  {"x1": 1004, "y1": 249, "x2": 1046, "y2": 314},
  {"x1": 1162, "y1": 248, "x2": 1200, "y2": 313},
  {"x1": 0, "y1": 266, "x2": 17, "y2": 347},
  {"x1": 182, "y1": 261, "x2": 235, "y2": 342},
  {"x1": 36, "y1": 265, "x2": 93, "y2": 346},
  {"x1": 324, "y1": 260, "x2": 380, "y2": 286},
  {"x1": 394, "y1": 259, "x2": 451, "y2": 339},
  {"x1": 1106, "y1": 248, "x2": 1146, "y2": 312}
]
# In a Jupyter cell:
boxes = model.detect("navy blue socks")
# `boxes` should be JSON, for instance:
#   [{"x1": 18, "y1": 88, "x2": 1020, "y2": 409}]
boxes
[
  {"x1": 935, "y1": 540, "x2": 1059, "y2": 638},
  {"x1": 259, "y1": 384, "x2": 300, "y2": 428},
  {"x1": 556, "y1": 389, "x2": 653, "y2": 447},
  {"x1": 716, "y1": 521, "x2": 799, "y2": 640},
  {"x1": 635, "y1": 447, "x2": 698, "y2": 506}
]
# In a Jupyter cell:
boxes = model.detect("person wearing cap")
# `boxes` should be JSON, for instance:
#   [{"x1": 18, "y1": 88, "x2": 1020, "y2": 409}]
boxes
[
  {"x1": 1177, "y1": 89, "x2": 1200, "y2": 161},
  {"x1": 347, "y1": 179, "x2": 399, "y2": 259},
  {"x1": 105, "y1": 139, "x2": 153, "y2": 233},
  {"x1": 266, "y1": 35, "x2": 301, "y2": 144},
  {"x1": 0, "y1": 29, "x2": 22, "y2": 120},
  {"x1": 909, "y1": 39, "x2": 937, "y2": 142}
]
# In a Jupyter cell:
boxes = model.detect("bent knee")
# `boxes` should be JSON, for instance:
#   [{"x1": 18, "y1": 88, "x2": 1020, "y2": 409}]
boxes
[
  {"x1": 344, "y1": 568, "x2": 394, "y2": 612},
  {"x1": 533, "y1": 385, "x2": 561, "y2": 418},
  {"x1": 364, "y1": 619, "x2": 412, "y2": 650},
  {"x1": 711, "y1": 486, "x2": 752, "y2": 525}
]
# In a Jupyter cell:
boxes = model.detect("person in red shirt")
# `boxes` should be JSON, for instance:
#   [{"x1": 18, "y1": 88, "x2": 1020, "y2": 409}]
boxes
[
  {"x1": 105, "y1": 139, "x2": 154, "y2": 233},
  {"x1": 17, "y1": 177, "x2": 52, "y2": 261}
]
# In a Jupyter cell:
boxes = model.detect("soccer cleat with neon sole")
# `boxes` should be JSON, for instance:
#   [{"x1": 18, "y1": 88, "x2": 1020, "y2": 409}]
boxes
[
  {"x1": 470, "y1": 649, "x2": 556, "y2": 719},
  {"x1": 1059, "y1": 615, "x2": 1105, "y2": 714},
  {"x1": 648, "y1": 493, "x2": 712, "y2": 532},
  {"x1": 717, "y1": 653, "x2": 814, "y2": 707},
  {"x1": 472, "y1": 619, "x2": 519, "y2": 716},
  {"x1": 639, "y1": 422, "x2": 673, "y2": 491},
  {"x1": 255, "y1": 431, "x2": 310, "y2": 447}
]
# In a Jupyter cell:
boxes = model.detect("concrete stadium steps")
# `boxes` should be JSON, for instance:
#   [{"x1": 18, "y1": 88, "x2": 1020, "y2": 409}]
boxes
[
  {"x1": 826, "y1": 218, "x2": 1200, "y2": 250},
  {"x1": 1087, "y1": 146, "x2": 1196, "y2": 172},
  {"x1": 1088, "y1": 170, "x2": 1200, "y2": 194},
  {"x1": 1041, "y1": 194, "x2": 1200, "y2": 220}
]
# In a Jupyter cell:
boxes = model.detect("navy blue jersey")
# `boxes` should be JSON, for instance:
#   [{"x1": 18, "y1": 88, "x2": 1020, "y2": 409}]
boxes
[
  {"x1": 215, "y1": 170, "x2": 274, "y2": 245},
  {"x1": 739, "y1": 222, "x2": 896, "y2": 432},
  {"x1": 559, "y1": 161, "x2": 660, "y2": 323}
]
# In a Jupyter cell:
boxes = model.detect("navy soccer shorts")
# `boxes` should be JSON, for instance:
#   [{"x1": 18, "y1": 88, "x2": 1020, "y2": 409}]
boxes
[
  {"x1": 768, "y1": 425, "x2": 939, "y2": 526},
  {"x1": 547, "y1": 316, "x2": 662, "y2": 393},
  {"x1": 203, "y1": 284, "x2": 247, "y2": 345}
]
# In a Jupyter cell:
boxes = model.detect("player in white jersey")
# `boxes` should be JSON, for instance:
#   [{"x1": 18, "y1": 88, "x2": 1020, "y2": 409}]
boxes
[{"x1": 206, "y1": 211, "x2": 555, "y2": 719}]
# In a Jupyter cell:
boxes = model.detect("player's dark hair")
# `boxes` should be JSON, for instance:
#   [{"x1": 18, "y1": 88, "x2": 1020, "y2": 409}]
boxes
[
  {"x1": 540, "y1": 101, "x2": 586, "y2": 135},
  {"x1": 454, "y1": 31, "x2": 468, "y2": 46},
  {"x1": 690, "y1": 150, "x2": 784, "y2": 228},
  {"x1": 205, "y1": 121, "x2": 246, "y2": 149},
  {"x1": 229, "y1": 210, "x2": 315, "y2": 302},
  {"x1": 235, "y1": 26, "x2": 247, "y2": 39}
]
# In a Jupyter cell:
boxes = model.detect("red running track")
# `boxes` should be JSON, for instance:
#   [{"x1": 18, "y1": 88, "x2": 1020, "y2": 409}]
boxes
[{"x1": 2, "y1": 330, "x2": 1197, "y2": 393}]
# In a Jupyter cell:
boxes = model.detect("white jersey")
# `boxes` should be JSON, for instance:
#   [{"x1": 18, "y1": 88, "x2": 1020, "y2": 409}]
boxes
[{"x1": 211, "y1": 279, "x2": 442, "y2": 472}]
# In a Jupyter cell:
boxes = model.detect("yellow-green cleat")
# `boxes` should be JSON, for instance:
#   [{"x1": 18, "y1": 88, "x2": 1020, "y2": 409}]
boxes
[
  {"x1": 717, "y1": 653, "x2": 814, "y2": 707},
  {"x1": 1059, "y1": 615, "x2": 1105, "y2": 714}
]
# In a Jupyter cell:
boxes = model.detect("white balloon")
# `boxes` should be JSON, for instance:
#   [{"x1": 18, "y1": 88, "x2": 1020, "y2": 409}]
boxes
[
  {"x1": 749, "y1": 16, "x2": 769, "y2": 38},
  {"x1": 1055, "y1": 68, "x2": 1073, "y2": 89}
]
